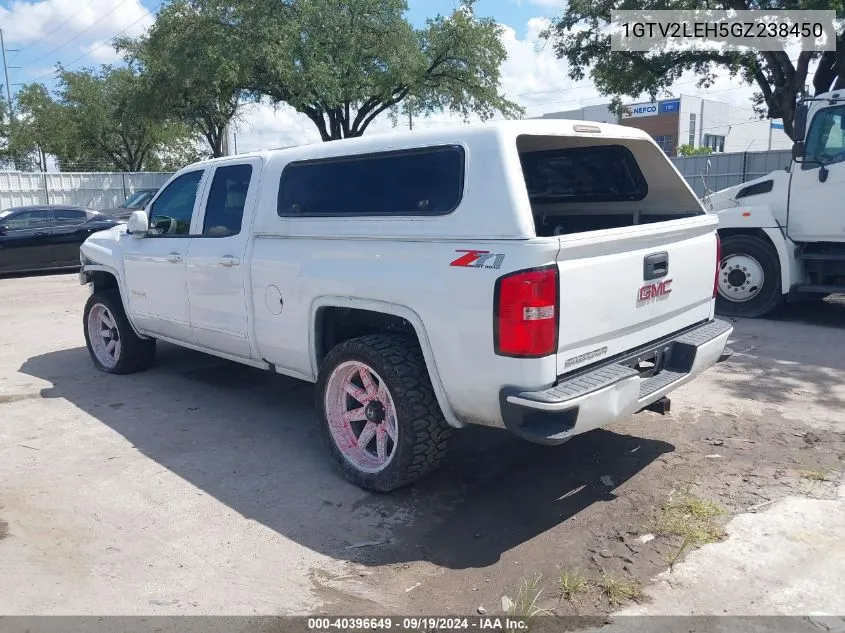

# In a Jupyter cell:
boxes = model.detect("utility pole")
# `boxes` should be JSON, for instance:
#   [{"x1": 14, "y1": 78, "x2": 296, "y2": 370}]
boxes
[
  {"x1": 1, "y1": 28, "x2": 19, "y2": 170},
  {"x1": 0, "y1": 29, "x2": 13, "y2": 118},
  {"x1": 408, "y1": 108, "x2": 413, "y2": 130}
]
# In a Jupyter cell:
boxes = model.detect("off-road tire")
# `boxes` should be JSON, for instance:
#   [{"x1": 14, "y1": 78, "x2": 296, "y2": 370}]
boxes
[
  {"x1": 316, "y1": 334, "x2": 452, "y2": 492},
  {"x1": 716, "y1": 234, "x2": 784, "y2": 319},
  {"x1": 83, "y1": 289, "x2": 156, "y2": 374}
]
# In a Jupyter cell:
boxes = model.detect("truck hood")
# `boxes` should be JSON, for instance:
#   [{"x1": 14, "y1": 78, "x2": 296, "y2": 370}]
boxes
[{"x1": 703, "y1": 170, "x2": 791, "y2": 213}]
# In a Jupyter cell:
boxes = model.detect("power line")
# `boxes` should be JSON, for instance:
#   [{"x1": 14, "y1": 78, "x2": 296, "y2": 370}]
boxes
[
  {"x1": 14, "y1": 0, "x2": 137, "y2": 75},
  {"x1": 21, "y1": 2, "x2": 162, "y2": 84},
  {"x1": 12, "y1": 12, "x2": 87, "y2": 58}
]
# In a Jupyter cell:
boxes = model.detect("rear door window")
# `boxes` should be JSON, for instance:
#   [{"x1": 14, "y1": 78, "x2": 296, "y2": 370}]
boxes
[
  {"x1": 53, "y1": 209, "x2": 89, "y2": 226},
  {"x1": 201, "y1": 164, "x2": 253, "y2": 237},
  {"x1": 277, "y1": 145, "x2": 465, "y2": 217},
  {"x1": 519, "y1": 145, "x2": 648, "y2": 203}
]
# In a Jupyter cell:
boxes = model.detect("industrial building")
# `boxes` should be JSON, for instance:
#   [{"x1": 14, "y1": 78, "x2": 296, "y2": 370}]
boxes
[{"x1": 537, "y1": 95, "x2": 792, "y2": 156}]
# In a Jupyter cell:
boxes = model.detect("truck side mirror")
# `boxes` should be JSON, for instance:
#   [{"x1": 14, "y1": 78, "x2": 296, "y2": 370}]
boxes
[
  {"x1": 793, "y1": 103, "x2": 808, "y2": 141},
  {"x1": 127, "y1": 210, "x2": 149, "y2": 238},
  {"x1": 792, "y1": 140, "x2": 805, "y2": 162}
]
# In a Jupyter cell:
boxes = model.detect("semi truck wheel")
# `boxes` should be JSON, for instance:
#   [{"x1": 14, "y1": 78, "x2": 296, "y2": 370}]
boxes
[
  {"x1": 83, "y1": 289, "x2": 156, "y2": 374},
  {"x1": 316, "y1": 333, "x2": 451, "y2": 492},
  {"x1": 716, "y1": 234, "x2": 783, "y2": 318}
]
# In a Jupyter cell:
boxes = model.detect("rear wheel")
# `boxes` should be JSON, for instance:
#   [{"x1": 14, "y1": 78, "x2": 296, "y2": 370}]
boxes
[
  {"x1": 83, "y1": 289, "x2": 156, "y2": 374},
  {"x1": 716, "y1": 234, "x2": 783, "y2": 318},
  {"x1": 316, "y1": 334, "x2": 451, "y2": 492}
]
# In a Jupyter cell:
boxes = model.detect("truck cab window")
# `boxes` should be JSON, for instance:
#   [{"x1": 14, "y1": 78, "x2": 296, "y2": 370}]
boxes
[
  {"x1": 202, "y1": 164, "x2": 253, "y2": 237},
  {"x1": 148, "y1": 170, "x2": 204, "y2": 235},
  {"x1": 804, "y1": 106, "x2": 845, "y2": 166}
]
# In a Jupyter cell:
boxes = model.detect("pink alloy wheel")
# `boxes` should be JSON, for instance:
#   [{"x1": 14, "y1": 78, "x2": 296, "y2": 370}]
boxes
[{"x1": 324, "y1": 360, "x2": 399, "y2": 473}]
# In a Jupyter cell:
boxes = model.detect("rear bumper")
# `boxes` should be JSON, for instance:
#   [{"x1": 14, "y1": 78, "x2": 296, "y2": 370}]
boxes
[{"x1": 499, "y1": 319, "x2": 733, "y2": 445}]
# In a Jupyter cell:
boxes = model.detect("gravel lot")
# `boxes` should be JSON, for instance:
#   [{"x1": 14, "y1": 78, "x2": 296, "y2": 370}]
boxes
[{"x1": 1, "y1": 273, "x2": 843, "y2": 616}]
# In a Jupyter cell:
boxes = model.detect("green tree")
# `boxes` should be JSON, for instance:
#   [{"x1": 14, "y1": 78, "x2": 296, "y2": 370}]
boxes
[
  {"x1": 117, "y1": 0, "x2": 248, "y2": 157},
  {"x1": 54, "y1": 65, "x2": 198, "y2": 171},
  {"x1": 241, "y1": 0, "x2": 522, "y2": 141},
  {"x1": 545, "y1": 0, "x2": 844, "y2": 140},
  {"x1": 0, "y1": 90, "x2": 11, "y2": 170},
  {"x1": 10, "y1": 84, "x2": 64, "y2": 171},
  {"x1": 677, "y1": 144, "x2": 713, "y2": 156}
]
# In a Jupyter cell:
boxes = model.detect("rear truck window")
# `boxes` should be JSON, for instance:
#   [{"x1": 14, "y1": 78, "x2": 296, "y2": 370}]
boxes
[
  {"x1": 520, "y1": 144, "x2": 648, "y2": 203},
  {"x1": 277, "y1": 145, "x2": 465, "y2": 217},
  {"x1": 517, "y1": 135, "x2": 703, "y2": 237}
]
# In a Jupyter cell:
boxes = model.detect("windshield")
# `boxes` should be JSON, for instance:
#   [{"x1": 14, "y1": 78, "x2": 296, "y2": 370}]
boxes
[{"x1": 121, "y1": 190, "x2": 153, "y2": 208}]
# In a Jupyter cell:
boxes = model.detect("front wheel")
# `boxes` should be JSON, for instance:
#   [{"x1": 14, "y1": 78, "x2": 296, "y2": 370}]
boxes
[
  {"x1": 83, "y1": 289, "x2": 156, "y2": 374},
  {"x1": 316, "y1": 334, "x2": 452, "y2": 492},
  {"x1": 716, "y1": 234, "x2": 784, "y2": 318}
]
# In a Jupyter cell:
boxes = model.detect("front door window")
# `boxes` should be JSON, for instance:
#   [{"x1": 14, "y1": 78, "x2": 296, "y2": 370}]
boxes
[{"x1": 148, "y1": 171, "x2": 204, "y2": 235}]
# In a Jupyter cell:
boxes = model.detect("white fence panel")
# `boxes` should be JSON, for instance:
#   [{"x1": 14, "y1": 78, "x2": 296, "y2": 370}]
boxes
[{"x1": 0, "y1": 172, "x2": 175, "y2": 210}]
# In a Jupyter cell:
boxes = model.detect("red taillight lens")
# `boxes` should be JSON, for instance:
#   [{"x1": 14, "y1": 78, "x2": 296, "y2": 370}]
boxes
[
  {"x1": 494, "y1": 266, "x2": 559, "y2": 357},
  {"x1": 714, "y1": 233, "x2": 721, "y2": 299}
]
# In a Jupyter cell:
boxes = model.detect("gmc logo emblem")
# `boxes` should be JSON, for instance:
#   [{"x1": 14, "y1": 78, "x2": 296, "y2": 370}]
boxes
[{"x1": 638, "y1": 279, "x2": 673, "y2": 302}]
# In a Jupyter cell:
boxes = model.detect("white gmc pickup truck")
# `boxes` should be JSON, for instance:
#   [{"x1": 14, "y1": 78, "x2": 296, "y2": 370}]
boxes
[{"x1": 79, "y1": 120, "x2": 733, "y2": 491}]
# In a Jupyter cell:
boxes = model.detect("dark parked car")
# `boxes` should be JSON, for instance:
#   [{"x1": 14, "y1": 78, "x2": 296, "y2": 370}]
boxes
[
  {"x1": 0, "y1": 205, "x2": 120, "y2": 274},
  {"x1": 101, "y1": 188, "x2": 159, "y2": 221}
]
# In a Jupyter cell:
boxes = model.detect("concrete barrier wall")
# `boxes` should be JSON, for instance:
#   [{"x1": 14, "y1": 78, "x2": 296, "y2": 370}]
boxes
[{"x1": 0, "y1": 172, "x2": 174, "y2": 210}]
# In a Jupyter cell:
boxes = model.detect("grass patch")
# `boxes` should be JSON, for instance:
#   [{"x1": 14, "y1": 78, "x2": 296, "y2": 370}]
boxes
[
  {"x1": 507, "y1": 573, "x2": 551, "y2": 618},
  {"x1": 597, "y1": 572, "x2": 643, "y2": 606},
  {"x1": 799, "y1": 467, "x2": 834, "y2": 482},
  {"x1": 652, "y1": 490, "x2": 727, "y2": 546},
  {"x1": 663, "y1": 535, "x2": 693, "y2": 572},
  {"x1": 556, "y1": 568, "x2": 589, "y2": 603}
]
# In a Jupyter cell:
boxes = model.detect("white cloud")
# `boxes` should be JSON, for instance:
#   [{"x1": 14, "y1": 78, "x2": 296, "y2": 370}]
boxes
[
  {"x1": 527, "y1": 0, "x2": 567, "y2": 9},
  {"x1": 1, "y1": 0, "x2": 154, "y2": 47},
  {"x1": 79, "y1": 40, "x2": 122, "y2": 64},
  {"x1": 234, "y1": 101, "x2": 321, "y2": 153},
  {"x1": 498, "y1": 15, "x2": 762, "y2": 116}
]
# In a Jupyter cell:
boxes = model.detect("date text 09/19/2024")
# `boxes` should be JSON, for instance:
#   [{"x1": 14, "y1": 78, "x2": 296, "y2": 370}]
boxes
[{"x1": 306, "y1": 617, "x2": 529, "y2": 631}]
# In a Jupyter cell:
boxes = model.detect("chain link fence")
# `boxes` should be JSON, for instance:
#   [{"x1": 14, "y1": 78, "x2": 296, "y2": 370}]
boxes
[
  {"x1": 0, "y1": 172, "x2": 175, "y2": 211},
  {"x1": 671, "y1": 150, "x2": 792, "y2": 198}
]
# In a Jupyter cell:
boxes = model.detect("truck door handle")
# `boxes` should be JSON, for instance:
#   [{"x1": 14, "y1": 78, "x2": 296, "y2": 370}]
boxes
[
  {"x1": 166, "y1": 253, "x2": 183, "y2": 263},
  {"x1": 218, "y1": 256, "x2": 240, "y2": 267}
]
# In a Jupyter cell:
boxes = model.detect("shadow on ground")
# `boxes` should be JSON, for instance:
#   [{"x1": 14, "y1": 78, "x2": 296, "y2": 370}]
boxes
[
  {"x1": 713, "y1": 297, "x2": 845, "y2": 410},
  {"x1": 21, "y1": 343, "x2": 673, "y2": 570},
  {"x1": 774, "y1": 294, "x2": 845, "y2": 330}
]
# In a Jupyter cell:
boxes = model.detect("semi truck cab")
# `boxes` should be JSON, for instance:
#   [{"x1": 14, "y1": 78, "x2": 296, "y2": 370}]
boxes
[{"x1": 708, "y1": 90, "x2": 845, "y2": 318}]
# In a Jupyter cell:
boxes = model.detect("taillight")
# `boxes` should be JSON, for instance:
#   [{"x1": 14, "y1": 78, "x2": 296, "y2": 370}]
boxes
[
  {"x1": 494, "y1": 266, "x2": 559, "y2": 357},
  {"x1": 714, "y1": 233, "x2": 721, "y2": 298}
]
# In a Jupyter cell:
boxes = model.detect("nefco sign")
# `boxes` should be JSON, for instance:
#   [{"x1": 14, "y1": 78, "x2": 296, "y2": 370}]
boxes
[{"x1": 622, "y1": 99, "x2": 680, "y2": 119}]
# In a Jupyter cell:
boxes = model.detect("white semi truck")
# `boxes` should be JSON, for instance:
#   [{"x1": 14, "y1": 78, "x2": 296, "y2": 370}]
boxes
[{"x1": 708, "y1": 90, "x2": 845, "y2": 318}]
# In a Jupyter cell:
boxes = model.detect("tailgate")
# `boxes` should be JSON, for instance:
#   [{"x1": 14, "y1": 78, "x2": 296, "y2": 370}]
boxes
[{"x1": 555, "y1": 215, "x2": 718, "y2": 376}]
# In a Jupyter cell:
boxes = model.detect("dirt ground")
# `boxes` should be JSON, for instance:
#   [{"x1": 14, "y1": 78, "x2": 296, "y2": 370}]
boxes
[{"x1": 1, "y1": 273, "x2": 843, "y2": 616}]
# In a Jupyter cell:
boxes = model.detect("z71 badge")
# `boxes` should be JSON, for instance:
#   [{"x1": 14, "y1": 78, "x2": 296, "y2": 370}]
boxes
[{"x1": 450, "y1": 249, "x2": 505, "y2": 270}]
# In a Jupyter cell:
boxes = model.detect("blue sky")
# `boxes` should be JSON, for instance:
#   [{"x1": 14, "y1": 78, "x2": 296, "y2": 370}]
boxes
[
  {"x1": 0, "y1": 0, "x2": 755, "y2": 151},
  {"x1": 405, "y1": 0, "x2": 562, "y2": 35}
]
